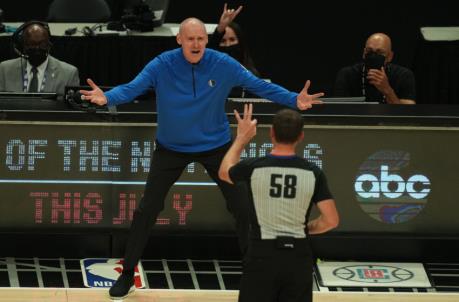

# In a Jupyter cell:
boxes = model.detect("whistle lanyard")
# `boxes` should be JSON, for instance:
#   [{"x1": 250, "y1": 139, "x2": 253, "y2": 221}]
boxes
[{"x1": 361, "y1": 65, "x2": 366, "y2": 97}]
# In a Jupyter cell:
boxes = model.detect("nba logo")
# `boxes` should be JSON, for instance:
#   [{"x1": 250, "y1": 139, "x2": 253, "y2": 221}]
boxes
[{"x1": 80, "y1": 258, "x2": 146, "y2": 288}]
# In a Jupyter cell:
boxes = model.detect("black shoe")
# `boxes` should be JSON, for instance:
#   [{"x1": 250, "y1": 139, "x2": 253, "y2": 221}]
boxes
[{"x1": 109, "y1": 273, "x2": 135, "y2": 300}]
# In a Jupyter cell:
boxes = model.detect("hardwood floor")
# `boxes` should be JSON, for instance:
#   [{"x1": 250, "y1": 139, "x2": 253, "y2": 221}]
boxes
[{"x1": 0, "y1": 288, "x2": 458, "y2": 302}]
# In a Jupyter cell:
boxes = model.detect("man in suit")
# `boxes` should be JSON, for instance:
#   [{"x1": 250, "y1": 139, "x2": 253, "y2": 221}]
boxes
[{"x1": 0, "y1": 21, "x2": 79, "y2": 98}]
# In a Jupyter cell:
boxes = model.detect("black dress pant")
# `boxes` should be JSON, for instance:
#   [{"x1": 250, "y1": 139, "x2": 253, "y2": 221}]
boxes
[
  {"x1": 238, "y1": 239, "x2": 313, "y2": 302},
  {"x1": 122, "y1": 141, "x2": 249, "y2": 271}
]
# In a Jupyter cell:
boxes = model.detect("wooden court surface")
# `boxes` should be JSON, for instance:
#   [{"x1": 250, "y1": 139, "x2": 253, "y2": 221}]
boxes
[{"x1": 0, "y1": 288, "x2": 458, "y2": 302}]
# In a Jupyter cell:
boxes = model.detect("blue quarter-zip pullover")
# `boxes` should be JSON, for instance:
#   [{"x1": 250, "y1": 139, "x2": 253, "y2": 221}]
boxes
[{"x1": 105, "y1": 48, "x2": 298, "y2": 152}]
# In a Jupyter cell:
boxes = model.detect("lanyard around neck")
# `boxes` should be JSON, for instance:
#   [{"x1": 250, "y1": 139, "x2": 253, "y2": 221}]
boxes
[{"x1": 23, "y1": 67, "x2": 47, "y2": 92}]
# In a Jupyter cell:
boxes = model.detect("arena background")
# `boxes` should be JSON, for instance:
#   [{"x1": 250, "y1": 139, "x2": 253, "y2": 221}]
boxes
[
  {"x1": 0, "y1": 0, "x2": 458, "y2": 263},
  {"x1": 1, "y1": 0, "x2": 458, "y2": 104}
]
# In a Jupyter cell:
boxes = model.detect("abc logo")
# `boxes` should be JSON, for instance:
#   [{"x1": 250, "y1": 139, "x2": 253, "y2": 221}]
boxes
[
  {"x1": 355, "y1": 150, "x2": 430, "y2": 224},
  {"x1": 355, "y1": 165, "x2": 431, "y2": 199}
]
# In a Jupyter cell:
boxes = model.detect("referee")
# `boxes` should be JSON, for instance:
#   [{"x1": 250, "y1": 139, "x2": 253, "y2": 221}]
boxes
[{"x1": 219, "y1": 104, "x2": 339, "y2": 302}]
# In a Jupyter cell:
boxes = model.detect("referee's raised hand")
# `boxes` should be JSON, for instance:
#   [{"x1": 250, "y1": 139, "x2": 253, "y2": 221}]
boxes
[{"x1": 234, "y1": 103, "x2": 257, "y2": 144}]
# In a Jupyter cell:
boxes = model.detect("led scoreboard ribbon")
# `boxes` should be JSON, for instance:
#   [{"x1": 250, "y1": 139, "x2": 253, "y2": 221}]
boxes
[{"x1": 0, "y1": 122, "x2": 458, "y2": 235}]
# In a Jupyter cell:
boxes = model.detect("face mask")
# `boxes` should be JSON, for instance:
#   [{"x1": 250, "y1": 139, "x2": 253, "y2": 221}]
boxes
[
  {"x1": 364, "y1": 51, "x2": 385, "y2": 71},
  {"x1": 25, "y1": 48, "x2": 48, "y2": 67},
  {"x1": 219, "y1": 44, "x2": 243, "y2": 62}
]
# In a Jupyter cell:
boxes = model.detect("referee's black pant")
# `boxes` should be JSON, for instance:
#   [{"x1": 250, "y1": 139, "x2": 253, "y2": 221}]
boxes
[
  {"x1": 122, "y1": 141, "x2": 249, "y2": 271},
  {"x1": 239, "y1": 238, "x2": 313, "y2": 302}
]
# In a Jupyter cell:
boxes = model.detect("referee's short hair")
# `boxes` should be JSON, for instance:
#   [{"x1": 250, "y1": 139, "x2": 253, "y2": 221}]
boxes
[{"x1": 272, "y1": 109, "x2": 304, "y2": 144}]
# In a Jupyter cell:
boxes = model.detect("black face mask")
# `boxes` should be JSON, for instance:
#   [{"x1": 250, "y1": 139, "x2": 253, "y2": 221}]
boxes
[
  {"x1": 364, "y1": 51, "x2": 385, "y2": 71},
  {"x1": 24, "y1": 48, "x2": 48, "y2": 67},
  {"x1": 219, "y1": 44, "x2": 243, "y2": 63}
]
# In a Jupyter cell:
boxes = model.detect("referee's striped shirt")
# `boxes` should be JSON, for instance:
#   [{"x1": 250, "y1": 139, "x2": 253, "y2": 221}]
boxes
[{"x1": 229, "y1": 154, "x2": 333, "y2": 240}]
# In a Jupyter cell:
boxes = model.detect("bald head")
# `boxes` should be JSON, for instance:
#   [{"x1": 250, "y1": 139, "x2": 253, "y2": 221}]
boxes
[
  {"x1": 177, "y1": 17, "x2": 208, "y2": 64},
  {"x1": 363, "y1": 33, "x2": 393, "y2": 63},
  {"x1": 366, "y1": 33, "x2": 392, "y2": 51},
  {"x1": 23, "y1": 24, "x2": 50, "y2": 50},
  {"x1": 179, "y1": 18, "x2": 206, "y2": 34}
]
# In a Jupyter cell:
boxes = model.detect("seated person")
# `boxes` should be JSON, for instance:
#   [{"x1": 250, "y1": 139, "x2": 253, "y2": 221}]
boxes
[
  {"x1": 333, "y1": 33, "x2": 415, "y2": 104},
  {"x1": 0, "y1": 21, "x2": 80, "y2": 98},
  {"x1": 209, "y1": 3, "x2": 260, "y2": 77},
  {"x1": 209, "y1": 4, "x2": 261, "y2": 98}
]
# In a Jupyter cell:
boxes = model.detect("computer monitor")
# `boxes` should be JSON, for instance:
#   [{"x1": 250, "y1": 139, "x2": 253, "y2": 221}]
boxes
[
  {"x1": 0, "y1": 92, "x2": 57, "y2": 100},
  {"x1": 319, "y1": 97, "x2": 375, "y2": 104},
  {"x1": 227, "y1": 96, "x2": 371, "y2": 104},
  {"x1": 0, "y1": 92, "x2": 64, "y2": 111}
]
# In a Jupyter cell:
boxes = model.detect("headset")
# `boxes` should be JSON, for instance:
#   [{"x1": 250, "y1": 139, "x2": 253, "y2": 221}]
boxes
[{"x1": 12, "y1": 20, "x2": 52, "y2": 57}]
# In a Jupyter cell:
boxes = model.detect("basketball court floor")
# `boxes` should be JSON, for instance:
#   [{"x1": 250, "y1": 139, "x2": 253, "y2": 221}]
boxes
[
  {"x1": 0, "y1": 288, "x2": 458, "y2": 302},
  {"x1": 0, "y1": 257, "x2": 458, "y2": 301}
]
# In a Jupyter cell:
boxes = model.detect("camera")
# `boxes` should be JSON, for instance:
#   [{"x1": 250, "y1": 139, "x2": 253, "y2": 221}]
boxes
[{"x1": 364, "y1": 52, "x2": 385, "y2": 70}]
